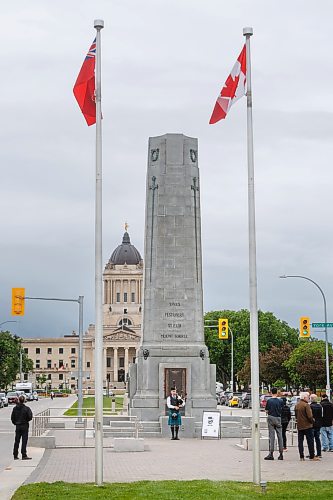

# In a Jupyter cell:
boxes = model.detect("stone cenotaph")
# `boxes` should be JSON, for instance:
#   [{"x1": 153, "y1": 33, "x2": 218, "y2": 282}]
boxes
[{"x1": 129, "y1": 134, "x2": 216, "y2": 428}]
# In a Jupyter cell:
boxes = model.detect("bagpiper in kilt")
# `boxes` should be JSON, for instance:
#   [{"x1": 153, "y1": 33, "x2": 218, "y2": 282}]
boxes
[{"x1": 167, "y1": 388, "x2": 185, "y2": 440}]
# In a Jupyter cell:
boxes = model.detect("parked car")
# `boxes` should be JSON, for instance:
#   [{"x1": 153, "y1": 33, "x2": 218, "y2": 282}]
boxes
[
  {"x1": 241, "y1": 393, "x2": 252, "y2": 409},
  {"x1": 229, "y1": 396, "x2": 240, "y2": 407},
  {"x1": 32, "y1": 391, "x2": 39, "y2": 401},
  {"x1": 260, "y1": 394, "x2": 272, "y2": 410},
  {"x1": 0, "y1": 399, "x2": 3, "y2": 409},
  {"x1": 25, "y1": 392, "x2": 34, "y2": 401},
  {"x1": 7, "y1": 391, "x2": 19, "y2": 404},
  {"x1": 289, "y1": 396, "x2": 300, "y2": 416},
  {"x1": 217, "y1": 392, "x2": 228, "y2": 406},
  {"x1": 0, "y1": 392, "x2": 8, "y2": 407}
]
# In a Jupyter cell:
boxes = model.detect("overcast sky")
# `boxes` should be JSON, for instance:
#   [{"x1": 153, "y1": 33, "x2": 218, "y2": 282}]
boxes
[{"x1": 1, "y1": 0, "x2": 333, "y2": 342}]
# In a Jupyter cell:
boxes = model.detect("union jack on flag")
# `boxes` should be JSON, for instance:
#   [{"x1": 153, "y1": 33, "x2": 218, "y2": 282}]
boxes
[{"x1": 85, "y1": 39, "x2": 96, "y2": 60}]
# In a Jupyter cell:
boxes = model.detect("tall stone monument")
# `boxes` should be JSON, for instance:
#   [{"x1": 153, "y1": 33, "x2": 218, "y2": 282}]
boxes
[{"x1": 129, "y1": 133, "x2": 216, "y2": 423}]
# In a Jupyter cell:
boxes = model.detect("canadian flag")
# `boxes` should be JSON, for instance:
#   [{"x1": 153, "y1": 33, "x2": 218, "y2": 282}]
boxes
[{"x1": 209, "y1": 45, "x2": 246, "y2": 124}]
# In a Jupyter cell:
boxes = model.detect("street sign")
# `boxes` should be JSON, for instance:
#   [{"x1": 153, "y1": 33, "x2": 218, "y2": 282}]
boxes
[{"x1": 312, "y1": 322, "x2": 333, "y2": 328}]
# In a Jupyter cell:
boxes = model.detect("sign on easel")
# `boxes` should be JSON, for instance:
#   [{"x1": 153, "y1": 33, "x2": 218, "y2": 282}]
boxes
[{"x1": 201, "y1": 411, "x2": 221, "y2": 439}]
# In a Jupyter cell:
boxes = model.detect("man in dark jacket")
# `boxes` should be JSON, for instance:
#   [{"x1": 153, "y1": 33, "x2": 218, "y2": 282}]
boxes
[
  {"x1": 310, "y1": 394, "x2": 323, "y2": 457},
  {"x1": 320, "y1": 394, "x2": 333, "y2": 452},
  {"x1": 281, "y1": 397, "x2": 291, "y2": 451},
  {"x1": 11, "y1": 395, "x2": 33, "y2": 460},
  {"x1": 264, "y1": 387, "x2": 284, "y2": 460},
  {"x1": 295, "y1": 392, "x2": 319, "y2": 461}
]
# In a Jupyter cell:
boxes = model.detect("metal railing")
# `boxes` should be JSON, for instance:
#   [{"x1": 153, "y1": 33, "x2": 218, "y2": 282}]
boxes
[
  {"x1": 30, "y1": 412, "x2": 143, "y2": 446},
  {"x1": 31, "y1": 408, "x2": 50, "y2": 436},
  {"x1": 108, "y1": 416, "x2": 142, "y2": 438}
]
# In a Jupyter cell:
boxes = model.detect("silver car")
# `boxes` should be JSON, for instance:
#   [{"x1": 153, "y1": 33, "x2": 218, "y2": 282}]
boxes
[
  {"x1": 0, "y1": 392, "x2": 8, "y2": 407},
  {"x1": 290, "y1": 396, "x2": 300, "y2": 416}
]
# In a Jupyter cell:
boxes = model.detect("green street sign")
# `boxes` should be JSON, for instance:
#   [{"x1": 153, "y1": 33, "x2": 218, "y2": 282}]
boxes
[{"x1": 312, "y1": 322, "x2": 333, "y2": 328}]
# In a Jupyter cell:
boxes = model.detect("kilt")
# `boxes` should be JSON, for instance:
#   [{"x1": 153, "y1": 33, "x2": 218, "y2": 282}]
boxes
[{"x1": 168, "y1": 409, "x2": 182, "y2": 426}]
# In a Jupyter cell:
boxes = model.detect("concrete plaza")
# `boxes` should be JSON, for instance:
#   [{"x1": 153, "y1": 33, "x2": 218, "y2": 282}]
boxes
[
  {"x1": 24, "y1": 437, "x2": 333, "y2": 484},
  {"x1": 1, "y1": 403, "x2": 333, "y2": 498}
]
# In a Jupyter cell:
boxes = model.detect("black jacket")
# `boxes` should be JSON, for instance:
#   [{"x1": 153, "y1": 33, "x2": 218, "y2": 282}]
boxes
[
  {"x1": 310, "y1": 402, "x2": 323, "y2": 428},
  {"x1": 11, "y1": 403, "x2": 33, "y2": 426},
  {"x1": 321, "y1": 399, "x2": 333, "y2": 427},
  {"x1": 281, "y1": 404, "x2": 291, "y2": 424}
]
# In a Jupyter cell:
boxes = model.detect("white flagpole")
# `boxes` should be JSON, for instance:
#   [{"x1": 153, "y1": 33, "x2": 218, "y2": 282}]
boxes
[
  {"x1": 94, "y1": 18, "x2": 104, "y2": 486},
  {"x1": 243, "y1": 27, "x2": 261, "y2": 485}
]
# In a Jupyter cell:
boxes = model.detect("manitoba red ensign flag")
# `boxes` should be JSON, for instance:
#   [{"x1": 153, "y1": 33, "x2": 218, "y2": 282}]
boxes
[
  {"x1": 73, "y1": 39, "x2": 96, "y2": 126},
  {"x1": 209, "y1": 45, "x2": 246, "y2": 124}
]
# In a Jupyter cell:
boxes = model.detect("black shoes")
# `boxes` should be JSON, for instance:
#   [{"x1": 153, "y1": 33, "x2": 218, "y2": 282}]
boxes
[
  {"x1": 22, "y1": 456, "x2": 32, "y2": 460},
  {"x1": 13, "y1": 457, "x2": 19, "y2": 460},
  {"x1": 264, "y1": 454, "x2": 274, "y2": 460},
  {"x1": 278, "y1": 453, "x2": 283, "y2": 460}
]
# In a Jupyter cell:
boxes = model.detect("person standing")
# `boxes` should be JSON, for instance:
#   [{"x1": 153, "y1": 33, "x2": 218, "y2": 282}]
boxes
[
  {"x1": 295, "y1": 392, "x2": 318, "y2": 461},
  {"x1": 264, "y1": 387, "x2": 284, "y2": 460},
  {"x1": 281, "y1": 397, "x2": 291, "y2": 451},
  {"x1": 11, "y1": 395, "x2": 33, "y2": 460},
  {"x1": 166, "y1": 387, "x2": 185, "y2": 440},
  {"x1": 320, "y1": 394, "x2": 333, "y2": 452},
  {"x1": 309, "y1": 394, "x2": 323, "y2": 458}
]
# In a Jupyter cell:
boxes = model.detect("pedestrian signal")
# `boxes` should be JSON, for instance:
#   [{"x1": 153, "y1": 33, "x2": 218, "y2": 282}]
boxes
[
  {"x1": 300, "y1": 316, "x2": 310, "y2": 338},
  {"x1": 12, "y1": 288, "x2": 25, "y2": 316},
  {"x1": 218, "y1": 318, "x2": 229, "y2": 339}
]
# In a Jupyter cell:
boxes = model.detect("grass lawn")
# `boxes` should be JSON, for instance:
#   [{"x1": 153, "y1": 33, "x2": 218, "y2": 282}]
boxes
[
  {"x1": 64, "y1": 396, "x2": 124, "y2": 416},
  {"x1": 12, "y1": 480, "x2": 333, "y2": 499}
]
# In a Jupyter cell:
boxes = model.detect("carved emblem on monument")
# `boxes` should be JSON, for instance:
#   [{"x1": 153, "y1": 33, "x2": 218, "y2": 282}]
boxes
[
  {"x1": 151, "y1": 148, "x2": 159, "y2": 162},
  {"x1": 190, "y1": 149, "x2": 197, "y2": 163}
]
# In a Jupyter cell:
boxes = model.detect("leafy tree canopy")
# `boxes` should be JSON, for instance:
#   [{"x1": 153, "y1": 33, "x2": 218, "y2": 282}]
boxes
[
  {"x1": 284, "y1": 339, "x2": 333, "y2": 391},
  {"x1": 0, "y1": 331, "x2": 33, "y2": 389},
  {"x1": 204, "y1": 309, "x2": 299, "y2": 387}
]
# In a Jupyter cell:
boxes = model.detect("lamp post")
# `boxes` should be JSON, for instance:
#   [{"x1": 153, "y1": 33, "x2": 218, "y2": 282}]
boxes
[
  {"x1": 0, "y1": 320, "x2": 17, "y2": 328},
  {"x1": 279, "y1": 274, "x2": 331, "y2": 399},
  {"x1": 229, "y1": 327, "x2": 235, "y2": 393},
  {"x1": 204, "y1": 320, "x2": 236, "y2": 393}
]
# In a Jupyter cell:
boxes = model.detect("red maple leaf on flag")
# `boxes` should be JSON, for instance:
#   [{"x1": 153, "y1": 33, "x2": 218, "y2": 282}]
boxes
[{"x1": 209, "y1": 45, "x2": 246, "y2": 124}]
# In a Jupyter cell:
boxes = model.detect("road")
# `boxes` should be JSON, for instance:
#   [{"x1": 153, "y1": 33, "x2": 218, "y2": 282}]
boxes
[{"x1": 0, "y1": 395, "x2": 76, "y2": 473}]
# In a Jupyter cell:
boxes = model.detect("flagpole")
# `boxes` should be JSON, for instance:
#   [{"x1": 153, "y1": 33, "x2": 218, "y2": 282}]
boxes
[
  {"x1": 94, "y1": 18, "x2": 104, "y2": 486},
  {"x1": 243, "y1": 26, "x2": 261, "y2": 485}
]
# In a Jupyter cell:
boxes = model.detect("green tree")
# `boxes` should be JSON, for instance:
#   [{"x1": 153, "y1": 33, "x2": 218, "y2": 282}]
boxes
[
  {"x1": 284, "y1": 339, "x2": 333, "y2": 391},
  {"x1": 237, "y1": 342, "x2": 294, "y2": 388},
  {"x1": 36, "y1": 374, "x2": 47, "y2": 389},
  {"x1": 204, "y1": 309, "x2": 299, "y2": 388},
  {"x1": 260, "y1": 342, "x2": 294, "y2": 387},
  {"x1": 0, "y1": 331, "x2": 33, "y2": 389}
]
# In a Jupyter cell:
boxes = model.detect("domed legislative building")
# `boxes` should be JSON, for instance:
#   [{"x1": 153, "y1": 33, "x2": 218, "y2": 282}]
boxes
[{"x1": 21, "y1": 229, "x2": 143, "y2": 392}]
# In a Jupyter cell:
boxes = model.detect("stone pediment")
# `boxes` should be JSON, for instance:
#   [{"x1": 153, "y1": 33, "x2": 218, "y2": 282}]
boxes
[{"x1": 103, "y1": 326, "x2": 141, "y2": 342}]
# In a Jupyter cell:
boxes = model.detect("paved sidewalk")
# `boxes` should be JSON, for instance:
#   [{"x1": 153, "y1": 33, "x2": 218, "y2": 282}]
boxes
[
  {"x1": 0, "y1": 395, "x2": 76, "y2": 499},
  {"x1": 25, "y1": 438, "x2": 333, "y2": 485},
  {"x1": 0, "y1": 448, "x2": 44, "y2": 500}
]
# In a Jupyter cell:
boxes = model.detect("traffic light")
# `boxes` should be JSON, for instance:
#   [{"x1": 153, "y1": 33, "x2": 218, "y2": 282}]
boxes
[
  {"x1": 300, "y1": 316, "x2": 310, "y2": 338},
  {"x1": 218, "y1": 318, "x2": 229, "y2": 339},
  {"x1": 12, "y1": 288, "x2": 25, "y2": 316}
]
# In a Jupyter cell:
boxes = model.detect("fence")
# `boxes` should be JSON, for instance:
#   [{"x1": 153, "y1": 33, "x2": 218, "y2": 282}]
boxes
[
  {"x1": 31, "y1": 408, "x2": 50, "y2": 437},
  {"x1": 31, "y1": 410, "x2": 142, "y2": 447}
]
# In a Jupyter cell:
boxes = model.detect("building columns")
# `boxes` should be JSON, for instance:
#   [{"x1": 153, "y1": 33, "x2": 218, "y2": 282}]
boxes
[
  {"x1": 103, "y1": 347, "x2": 107, "y2": 386},
  {"x1": 125, "y1": 347, "x2": 129, "y2": 379},
  {"x1": 113, "y1": 347, "x2": 118, "y2": 382}
]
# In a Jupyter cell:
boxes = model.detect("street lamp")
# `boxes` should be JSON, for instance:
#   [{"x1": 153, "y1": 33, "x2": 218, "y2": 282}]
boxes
[{"x1": 279, "y1": 274, "x2": 331, "y2": 399}]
